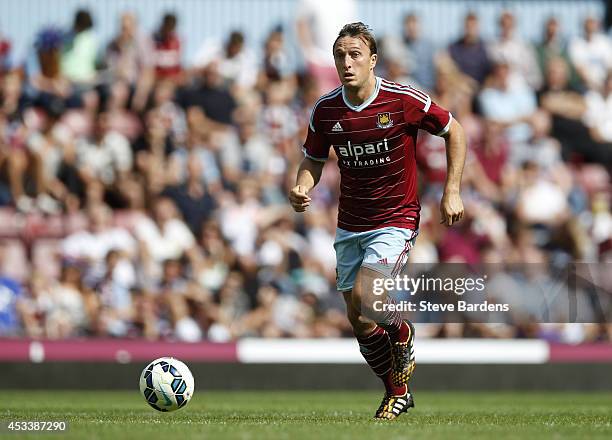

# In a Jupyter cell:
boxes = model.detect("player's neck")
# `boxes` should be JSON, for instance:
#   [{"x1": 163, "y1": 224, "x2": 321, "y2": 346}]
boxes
[{"x1": 343, "y1": 75, "x2": 377, "y2": 107}]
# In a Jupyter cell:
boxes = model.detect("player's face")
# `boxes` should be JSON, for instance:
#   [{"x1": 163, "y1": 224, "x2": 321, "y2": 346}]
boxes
[{"x1": 333, "y1": 36, "x2": 377, "y2": 89}]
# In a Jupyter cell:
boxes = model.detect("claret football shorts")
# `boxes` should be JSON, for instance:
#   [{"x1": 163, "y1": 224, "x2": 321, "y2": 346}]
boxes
[{"x1": 334, "y1": 226, "x2": 418, "y2": 292}]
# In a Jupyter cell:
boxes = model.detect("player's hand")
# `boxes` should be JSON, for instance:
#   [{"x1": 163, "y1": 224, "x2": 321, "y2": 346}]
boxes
[
  {"x1": 289, "y1": 185, "x2": 311, "y2": 212},
  {"x1": 440, "y1": 191, "x2": 464, "y2": 226}
]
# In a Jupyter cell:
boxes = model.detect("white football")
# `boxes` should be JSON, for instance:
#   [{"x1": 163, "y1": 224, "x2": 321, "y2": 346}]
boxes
[{"x1": 139, "y1": 357, "x2": 195, "y2": 412}]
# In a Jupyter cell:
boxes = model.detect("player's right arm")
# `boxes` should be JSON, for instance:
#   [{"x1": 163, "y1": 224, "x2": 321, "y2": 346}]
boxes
[
  {"x1": 290, "y1": 101, "x2": 330, "y2": 213},
  {"x1": 289, "y1": 157, "x2": 324, "y2": 212}
]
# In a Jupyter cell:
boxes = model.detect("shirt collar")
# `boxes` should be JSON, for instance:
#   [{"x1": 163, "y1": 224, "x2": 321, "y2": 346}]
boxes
[{"x1": 342, "y1": 76, "x2": 381, "y2": 112}]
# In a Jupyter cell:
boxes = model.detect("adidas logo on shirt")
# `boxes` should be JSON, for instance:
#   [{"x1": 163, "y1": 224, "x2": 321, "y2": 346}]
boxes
[{"x1": 332, "y1": 122, "x2": 343, "y2": 132}]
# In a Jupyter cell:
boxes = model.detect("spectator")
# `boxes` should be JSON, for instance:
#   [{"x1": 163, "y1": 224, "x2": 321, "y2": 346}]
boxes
[
  {"x1": 76, "y1": 112, "x2": 132, "y2": 186},
  {"x1": 239, "y1": 284, "x2": 283, "y2": 337},
  {"x1": 168, "y1": 128, "x2": 221, "y2": 190},
  {"x1": 468, "y1": 121, "x2": 510, "y2": 203},
  {"x1": 28, "y1": 28, "x2": 72, "y2": 105},
  {"x1": 437, "y1": 213, "x2": 489, "y2": 265},
  {"x1": 0, "y1": 118, "x2": 41, "y2": 208},
  {"x1": 103, "y1": 79, "x2": 143, "y2": 142},
  {"x1": 104, "y1": 12, "x2": 154, "y2": 112},
  {"x1": 16, "y1": 273, "x2": 54, "y2": 338},
  {"x1": 132, "y1": 108, "x2": 176, "y2": 193},
  {"x1": 152, "y1": 13, "x2": 182, "y2": 81},
  {"x1": 194, "y1": 30, "x2": 258, "y2": 91},
  {"x1": 478, "y1": 61, "x2": 537, "y2": 144},
  {"x1": 24, "y1": 99, "x2": 69, "y2": 213},
  {"x1": 176, "y1": 62, "x2": 236, "y2": 126},
  {"x1": 228, "y1": 119, "x2": 274, "y2": 178},
  {"x1": 448, "y1": 12, "x2": 492, "y2": 84},
  {"x1": 192, "y1": 219, "x2": 235, "y2": 293},
  {"x1": 432, "y1": 55, "x2": 478, "y2": 122},
  {"x1": 378, "y1": 27, "x2": 417, "y2": 88},
  {"x1": 0, "y1": 30, "x2": 11, "y2": 76},
  {"x1": 0, "y1": 271, "x2": 22, "y2": 336},
  {"x1": 134, "y1": 196, "x2": 196, "y2": 269},
  {"x1": 514, "y1": 161, "x2": 570, "y2": 228},
  {"x1": 416, "y1": 131, "x2": 448, "y2": 193},
  {"x1": 540, "y1": 57, "x2": 612, "y2": 164},
  {"x1": 61, "y1": 202, "x2": 137, "y2": 284},
  {"x1": 568, "y1": 16, "x2": 612, "y2": 91},
  {"x1": 538, "y1": 56, "x2": 584, "y2": 117},
  {"x1": 130, "y1": 287, "x2": 159, "y2": 340},
  {"x1": 535, "y1": 17, "x2": 577, "y2": 89},
  {"x1": 303, "y1": 210, "x2": 336, "y2": 271},
  {"x1": 209, "y1": 271, "x2": 250, "y2": 340},
  {"x1": 400, "y1": 13, "x2": 436, "y2": 91},
  {"x1": 488, "y1": 11, "x2": 542, "y2": 89},
  {"x1": 1, "y1": 71, "x2": 25, "y2": 121},
  {"x1": 378, "y1": 42, "x2": 414, "y2": 89},
  {"x1": 61, "y1": 9, "x2": 98, "y2": 86},
  {"x1": 512, "y1": 110, "x2": 565, "y2": 171},
  {"x1": 218, "y1": 179, "x2": 262, "y2": 258},
  {"x1": 163, "y1": 153, "x2": 217, "y2": 236},
  {"x1": 510, "y1": 112, "x2": 575, "y2": 220},
  {"x1": 583, "y1": 72, "x2": 612, "y2": 143},
  {"x1": 55, "y1": 134, "x2": 86, "y2": 210},
  {"x1": 45, "y1": 262, "x2": 95, "y2": 338},
  {"x1": 93, "y1": 250, "x2": 134, "y2": 337},
  {"x1": 149, "y1": 80, "x2": 186, "y2": 145},
  {"x1": 154, "y1": 258, "x2": 205, "y2": 342},
  {"x1": 295, "y1": 0, "x2": 356, "y2": 93},
  {"x1": 260, "y1": 26, "x2": 296, "y2": 83},
  {"x1": 260, "y1": 80, "x2": 299, "y2": 146}
]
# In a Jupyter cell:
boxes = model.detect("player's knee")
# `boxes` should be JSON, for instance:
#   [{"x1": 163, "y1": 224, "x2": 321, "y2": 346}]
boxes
[
  {"x1": 346, "y1": 305, "x2": 360, "y2": 327},
  {"x1": 346, "y1": 305, "x2": 375, "y2": 335},
  {"x1": 343, "y1": 289, "x2": 377, "y2": 334},
  {"x1": 350, "y1": 285, "x2": 377, "y2": 319}
]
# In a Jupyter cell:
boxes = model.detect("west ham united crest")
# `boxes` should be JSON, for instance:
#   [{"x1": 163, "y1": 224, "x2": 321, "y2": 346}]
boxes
[{"x1": 376, "y1": 112, "x2": 393, "y2": 129}]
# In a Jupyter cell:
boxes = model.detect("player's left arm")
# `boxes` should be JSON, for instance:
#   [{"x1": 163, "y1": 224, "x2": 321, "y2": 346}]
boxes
[
  {"x1": 401, "y1": 84, "x2": 467, "y2": 226},
  {"x1": 440, "y1": 119, "x2": 466, "y2": 226}
]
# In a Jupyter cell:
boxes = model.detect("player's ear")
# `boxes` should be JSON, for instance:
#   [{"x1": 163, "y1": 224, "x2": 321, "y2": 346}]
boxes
[{"x1": 370, "y1": 53, "x2": 377, "y2": 70}]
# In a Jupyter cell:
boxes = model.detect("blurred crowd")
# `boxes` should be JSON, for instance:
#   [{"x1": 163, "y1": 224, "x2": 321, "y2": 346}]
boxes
[{"x1": 0, "y1": 7, "x2": 610, "y2": 343}]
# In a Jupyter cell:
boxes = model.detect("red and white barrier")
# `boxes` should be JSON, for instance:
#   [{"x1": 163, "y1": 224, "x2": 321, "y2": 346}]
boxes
[
  {"x1": 0, "y1": 338, "x2": 611, "y2": 364},
  {"x1": 0, "y1": 339, "x2": 237, "y2": 363}
]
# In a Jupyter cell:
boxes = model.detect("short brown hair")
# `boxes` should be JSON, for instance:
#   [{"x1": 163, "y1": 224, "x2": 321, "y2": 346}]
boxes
[{"x1": 333, "y1": 22, "x2": 377, "y2": 55}]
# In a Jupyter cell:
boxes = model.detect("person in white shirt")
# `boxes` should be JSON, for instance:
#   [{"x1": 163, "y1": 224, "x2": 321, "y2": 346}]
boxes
[
  {"x1": 134, "y1": 196, "x2": 196, "y2": 264},
  {"x1": 295, "y1": 0, "x2": 357, "y2": 92},
  {"x1": 583, "y1": 72, "x2": 612, "y2": 142},
  {"x1": 488, "y1": 11, "x2": 542, "y2": 90},
  {"x1": 193, "y1": 31, "x2": 258, "y2": 91},
  {"x1": 569, "y1": 16, "x2": 612, "y2": 91},
  {"x1": 62, "y1": 203, "x2": 137, "y2": 286},
  {"x1": 76, "y1": 112, "x2": 132, "y2": 185}
]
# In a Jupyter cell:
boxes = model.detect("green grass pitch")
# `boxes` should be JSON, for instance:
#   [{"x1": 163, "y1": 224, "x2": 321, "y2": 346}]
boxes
[{"x1": 2, "y1": 391, "x2": 611, "y2": 439}]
